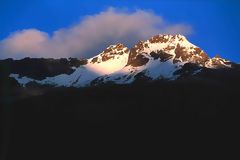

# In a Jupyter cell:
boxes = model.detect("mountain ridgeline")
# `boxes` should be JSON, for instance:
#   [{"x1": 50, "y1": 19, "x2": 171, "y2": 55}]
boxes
[{"x1": 1, "y1": 34, "x2": 239, "y2": 88}]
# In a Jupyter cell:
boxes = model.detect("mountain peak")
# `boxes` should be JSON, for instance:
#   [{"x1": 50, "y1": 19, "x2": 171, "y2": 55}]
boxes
[
  {"x1": 205, "y1": 56, "x2": 232, "y2": 69},
  {"x1": 127, "y1": 34, "x2": 209, "y2": 67},
  {"x1": 148, "y1": 34, "x2": 187, "y2": 44},
  {"x1": 102, "y1": 43, "x2": 129, "y2": 55},
  {"x1": 90, "y1": 43, "x2": 129, "y2": 64}
]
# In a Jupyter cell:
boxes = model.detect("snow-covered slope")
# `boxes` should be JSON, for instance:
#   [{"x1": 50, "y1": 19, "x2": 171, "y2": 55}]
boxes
[
  {"x1": 11, "y1": 44, "x2": 130, "y2": 87},
  {"x1": 10, "y1": 34, "x2": 233, "y2": 87}
]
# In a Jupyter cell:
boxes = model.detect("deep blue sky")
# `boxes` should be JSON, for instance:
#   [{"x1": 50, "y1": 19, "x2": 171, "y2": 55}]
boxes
[{"x1": 0, "y1": 0, "x2": 240, "y2": 62}]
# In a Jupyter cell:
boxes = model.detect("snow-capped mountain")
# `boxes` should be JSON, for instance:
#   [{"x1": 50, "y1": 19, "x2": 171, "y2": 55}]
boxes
[
  {"x1": 10, "y1": 43, "x2": 130, "y2": 87},
  {"x1": 9, "y1": 34, "x2": 234, "y2": 87}
]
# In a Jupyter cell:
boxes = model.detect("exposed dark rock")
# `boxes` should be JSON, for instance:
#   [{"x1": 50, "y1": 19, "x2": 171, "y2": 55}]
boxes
[
  {"x1": 127, "y1": 41, "x2": 145, "y2": 65},
  {"x1": 150, "y1": 52, "x2": 160, "y2": 60},
  {"x1": 129, "y1": 55, "x2": 149, "y2": 67},
  {"x1": 101, "y1": 54, "x2": 113, "y2": 62},
  {"x1": 69, "y1": 58, "x2": 88, "y2": 66},
  {"x1": 150, "y1": 51, "x2": 173, "y2": 62},
  {"x1": 174, "y1": 63, "x2": 202, "y2": 77},
  {"x1": 164, "y1": 45, "x2": 175, "y2": 52},
  {"x1": 149, "y1": 35, "x2": 168, "y2": 43},
  {"x1": 100, "y1": 44, "x2": 129, "y2": 62},
  {"x1": 158, "y1": 50, "x2": 174, "y2": 62},
  {"x1": 91, "y1": 57, "x2": 98, "y2": 63},
  {"x1": 174, "y1": 44, "x2": 189, "y2": 62}
]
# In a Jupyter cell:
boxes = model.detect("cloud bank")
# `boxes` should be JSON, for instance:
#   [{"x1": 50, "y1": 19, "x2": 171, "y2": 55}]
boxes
[{"x1": 0, "y1": 8, "x2": 193, "y2": 59}]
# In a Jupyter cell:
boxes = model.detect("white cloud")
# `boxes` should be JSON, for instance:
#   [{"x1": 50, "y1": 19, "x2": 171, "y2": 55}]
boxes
[{"x1": 0, "y1": 8, "x2": 193, "y2": 59}]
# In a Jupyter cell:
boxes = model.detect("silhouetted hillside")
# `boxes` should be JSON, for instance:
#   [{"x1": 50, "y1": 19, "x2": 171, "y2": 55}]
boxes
[
  {"x1": 1, "y1": 68, "x2": 240, "y2": 159},
  {"x1": 0, "y1": 57, "x2": 87, "y2": 80}
]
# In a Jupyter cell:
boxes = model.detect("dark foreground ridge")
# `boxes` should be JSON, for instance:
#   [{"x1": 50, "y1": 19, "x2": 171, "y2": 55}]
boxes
[
  {"x1": 1, "y1": 67, "x2": 240, "y2": 159},
  {"x1": 0, "y1": 57, "x2": 87, "y2": 80}
]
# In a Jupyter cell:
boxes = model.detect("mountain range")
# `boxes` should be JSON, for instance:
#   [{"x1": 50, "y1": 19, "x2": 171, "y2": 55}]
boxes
[
  {"x1": 1, "y1": 35, "x2": 240, "y2": 159},
  {"x1": 1, "y1": 34, "x2": 239, "y2": 88}
]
